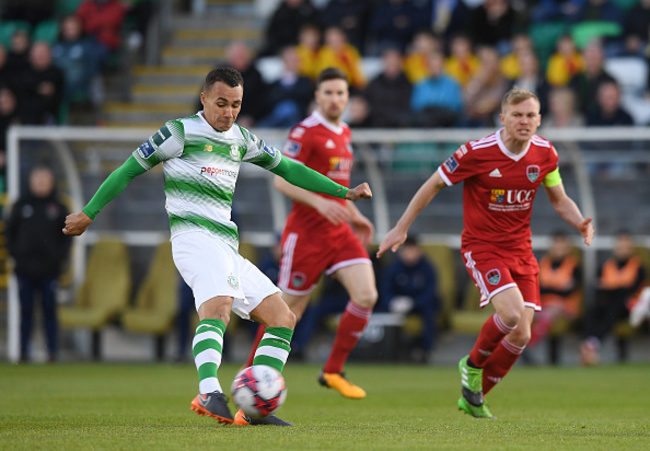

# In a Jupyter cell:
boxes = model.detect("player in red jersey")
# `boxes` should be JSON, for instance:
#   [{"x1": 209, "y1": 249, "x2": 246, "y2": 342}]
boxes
[
  {"x1": 244, "y1": 68, "x2": 377, "y2": 399},
  {"x1": 378, "y1": 87, "x2": 594, "y2": 418}
]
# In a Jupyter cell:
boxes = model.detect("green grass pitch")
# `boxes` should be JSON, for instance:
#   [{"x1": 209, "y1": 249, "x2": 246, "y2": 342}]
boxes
[{"x1": 0, "y1": 362, "x2": 648, "y2": 450}]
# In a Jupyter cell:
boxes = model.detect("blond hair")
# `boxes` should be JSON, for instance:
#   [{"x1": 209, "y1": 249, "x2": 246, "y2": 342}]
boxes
[{"x1": 501, "y1": 87, "x2": 539, "y2": 111}]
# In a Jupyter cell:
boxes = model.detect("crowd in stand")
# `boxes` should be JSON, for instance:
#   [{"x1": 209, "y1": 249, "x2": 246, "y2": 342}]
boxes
[
  {"x1": 241, "y1": 0, "x2": 650, "y2": 130},
  {"x1": 0, "y1": 0, "x2": 150, "y2": 192}
]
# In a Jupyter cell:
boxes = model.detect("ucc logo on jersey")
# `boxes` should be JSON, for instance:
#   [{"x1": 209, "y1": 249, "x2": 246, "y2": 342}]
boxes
[
  {"x1": 330, "y1": 157, "x2": 351, "y2": 171},
  {"x1": 230, "y1": 144, "x2": 241, "y2": 159},
  {"x1": 526, "y1": 165, "x2": 540, "y2": 182},
  {"x1": 491, "y1": 189, "x2": 535, "y2": 204},
  {"x1": 486, "y1": 269, "x2": 501, "y2": 285}
]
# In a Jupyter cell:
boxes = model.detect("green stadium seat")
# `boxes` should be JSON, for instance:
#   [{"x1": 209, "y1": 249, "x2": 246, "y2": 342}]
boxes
[
  {"x1": 528, "y1": 21, "x2": 568, "y2": 64},
  {"x1": 610, "y1": 0, "x2": 639, "y2": 11},
  {"x1": 570, "y1": 21, "x2": 622, "y2": 49},
  {"x1": 56, "y1": 0, "x2": 86, "y2": 16},
  {"x1": 32, "y1": 20, "x2": 60, "y2": 45},
  {"x1": 0, "y1": 21, "x2": 31, "y2": 48}
]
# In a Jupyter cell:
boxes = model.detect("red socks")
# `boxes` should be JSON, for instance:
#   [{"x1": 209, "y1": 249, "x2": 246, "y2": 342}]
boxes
[
  {"x1": 469, "y1": 313, "x2": 516, "y2": 367},
  {"x1": 323, "y1": 301, "x2": 372, "y2": 374},
  {"x1": 482, "y1": 339, "x2": 524, "y2": 395}
]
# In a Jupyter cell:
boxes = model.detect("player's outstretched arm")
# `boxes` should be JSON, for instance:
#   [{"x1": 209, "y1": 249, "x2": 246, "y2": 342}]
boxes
[
  {"x1": 271, "y1": 156, "x2": 371, "y2": 202},
  {"x1": 62, "y1": 156, "x2": 146, "y2": 236},
  {"x1": 377, "y1": 171, "x2": 447, "y2": 258},
  {"x1": 545, "y1": 182, "x2": 594, "y2": 245}
]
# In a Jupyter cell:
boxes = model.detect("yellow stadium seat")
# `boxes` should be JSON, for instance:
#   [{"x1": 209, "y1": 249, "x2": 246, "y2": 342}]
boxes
[
  {"x1": 121, "y1": 241, "x2": 178, "y2": 361},
  {"x1": 59, "y1": 239, "x2": 131, "y2": 360}
]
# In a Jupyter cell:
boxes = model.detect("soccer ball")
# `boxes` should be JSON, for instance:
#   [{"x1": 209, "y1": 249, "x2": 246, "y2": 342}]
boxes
[{"x1": 231, "y1": 365, "x2": 287, "y2": 418}]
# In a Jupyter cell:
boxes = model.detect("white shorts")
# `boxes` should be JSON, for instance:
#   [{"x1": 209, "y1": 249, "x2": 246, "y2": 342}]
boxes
[{"x1": 171, "y1": 231, "x2": 279, "y2": 320}]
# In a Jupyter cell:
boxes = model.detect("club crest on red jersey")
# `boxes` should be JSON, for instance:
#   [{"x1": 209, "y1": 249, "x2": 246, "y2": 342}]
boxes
[
  {"x1": 526, "y1": 165, "x2": 540, "y2": 182},
  {"x1": 291, "y1": 272, "x2": 306, "y2": 288},
  {"x1": 486, "y1": 269, "x2": 501, "y2": 285}
]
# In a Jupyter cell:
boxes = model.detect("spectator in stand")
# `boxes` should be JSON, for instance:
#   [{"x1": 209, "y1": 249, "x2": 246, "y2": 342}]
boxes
[
  {"x1": 257, "y1": 46, "x2": 314, "y2": 128},
  {"x1": 317, "y1": 26, "x2": 366, "y2": 91},
  {"x1": 569, "y1": 39, "x2": 616, "y2": 117},
  {"x1": 368, "y1": 0, "x2": 432, "y2": 54},
  {"x1": 260, "y1": 0, "x2": 320, "y2": 57},
  {"x1": 580, "y1": 231, "x2": 645, "y2": 366},
  {"x1": 320, "y1": 0, "x2": 372, "y2": 55},
  {"x1": 540, "y1": 87, "x2": 585, "y2": 129},
  {"x1": 546, "y1": 34, "x2": 585, "y2": 88},
  {"x1": 411, "y1": 50, "x2": 463, "y2": 128},
  {"x1": 465, "y1": 0, "x2": 517, "y2": 53},
  {"x1": 200, "y1": 41, "x2": 268, "y2": 128},
  {"x1": 586, "y1": 79, "x2": 634, "y2": 126},
  {"x1": 623, "y1": 0, "x2": 650, "y2": 57},
  {"x1": 343, "y1": 94, "x2": 371, "y2": 128},
  {"x1": 528, "y1": 231, "x2": 582, "y2": 349},
  {"x1": 403, "y1": 30, "x2": 442, "y2": 85},
  {"x1": 76, "y1": 0, "x2": 127, "y2": 63},
  {"x1": 500, "y1": 34, "x2": 535, "y2": 81},
  {"x1": 364, "y1": 47, "x2": 412, "y2": 128},
  {"x1": 380, "y1": 235, "x2": 439, "y2": 363},
  {"x1": 0, "y1": 46, "x2": 15, "y2": 91},
  {"x1": 6, "y1": 29, "x2": 31, "y2": 74},
  {"x1": 509, "y1": 51, "x2": 550, "y2": 115},
  {"x1": 432, "y1": 0, "x2": 473, "y2": 39},
  {"x1": 15, "y1": 42, "x2": 64, "y2": 125},
  {"x1": 295, "y1": 23, "x2": 322, "y2": 82},
  {"x1": 52, "y1": 15, "x2": 105, "y2": 119},
  {"x1": 462, "y1": 45, "x2": 510, "y2": 127},
  {"x1": 444, "y1": 33, "x2": 480, "y2": 88},
  {"x1": 6, "y1": 166, "x2": 71, "y2": 363}
]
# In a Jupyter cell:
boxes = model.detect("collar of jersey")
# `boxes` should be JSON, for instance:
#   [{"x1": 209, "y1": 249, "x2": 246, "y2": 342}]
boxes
[
  {"x1": 495, "y1": 127, "x2": 531, "y2": 161},
  {"x1": 313, "y1": 110, "x2": 344, "y2": 135}
]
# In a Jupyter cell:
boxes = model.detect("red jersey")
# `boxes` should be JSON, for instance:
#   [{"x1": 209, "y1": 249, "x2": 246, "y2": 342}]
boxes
[
  {"x1": 281, "y1": 110, "x2": 353, "y2": 234},
  {"x1": 438, "y1": 129, "x2": 559, "y2": 253}
]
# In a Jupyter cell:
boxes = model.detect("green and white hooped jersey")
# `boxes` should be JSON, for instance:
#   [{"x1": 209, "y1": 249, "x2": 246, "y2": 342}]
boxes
[{"x1": 132, "y1": 112, "x2": 282, "y2": 251}]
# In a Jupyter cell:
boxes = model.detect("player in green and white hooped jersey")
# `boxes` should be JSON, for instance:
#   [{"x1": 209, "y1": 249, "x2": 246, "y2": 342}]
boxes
[{"x1": 63, "y1": 66, "x2": 372, "y2": 426}]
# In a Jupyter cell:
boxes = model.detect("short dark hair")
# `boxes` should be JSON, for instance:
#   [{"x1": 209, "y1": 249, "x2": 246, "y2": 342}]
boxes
[
  {"x1": 204, "y1": 66, "x2": 244, "y2": 91},
  {"x1": 315, "y1": 67, "x2": 348, "y2": 89}
]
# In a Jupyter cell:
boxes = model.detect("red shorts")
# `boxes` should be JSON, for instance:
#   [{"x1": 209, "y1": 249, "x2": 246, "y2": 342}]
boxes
[
  {"x1": 461, "y1": 246, "x2": 541, "y2": 311},
  {"x1": 278, "y1": 224, "x2": 370, "y2": 295}
]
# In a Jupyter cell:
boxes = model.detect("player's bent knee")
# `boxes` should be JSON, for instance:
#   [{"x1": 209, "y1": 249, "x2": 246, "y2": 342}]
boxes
[{"x1": 352, "y1": 288, "x2": 378, "y2": 310}]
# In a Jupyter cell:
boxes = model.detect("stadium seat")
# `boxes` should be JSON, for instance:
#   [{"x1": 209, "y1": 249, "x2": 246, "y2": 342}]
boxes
[
  {"x1": 450, "y1": 280, "x2": 493, "y2": 334},
  {"x1": 56, "y1": 0, "x2": 85, "y2": 16},
  {"x1": 570, "y1": 21, "x2": 622, "y2": 49},
  {"x1": 0, "y1": 21, "x2": 31, "y2": 47},
  {"x1": 419, "y1": 243, "x2": 457, "y2": 330},
  {"x1": 59, "y1": 239, "x2": 132, "y2": 360},
  {"x1": 32, "y1": 20, "x2": 60, "y2": 45},
  {"x1": 528, "y1": 21, "x2": 568, "y2": 65},
  {"x1": 604, "y1": 57, "x2": 648, "y2": 98},
  {"x1": 121, "y1": 241, "x2": 178, "y2": 361}
]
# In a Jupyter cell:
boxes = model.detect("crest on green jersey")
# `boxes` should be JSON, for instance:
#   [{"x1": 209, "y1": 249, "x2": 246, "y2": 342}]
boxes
[
  {"x1": 230, "y1": 145, "x2": 241, "y2": 160},
  {"x1": 227, "y1": 274, "x2": 239, "y2": 290}
]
